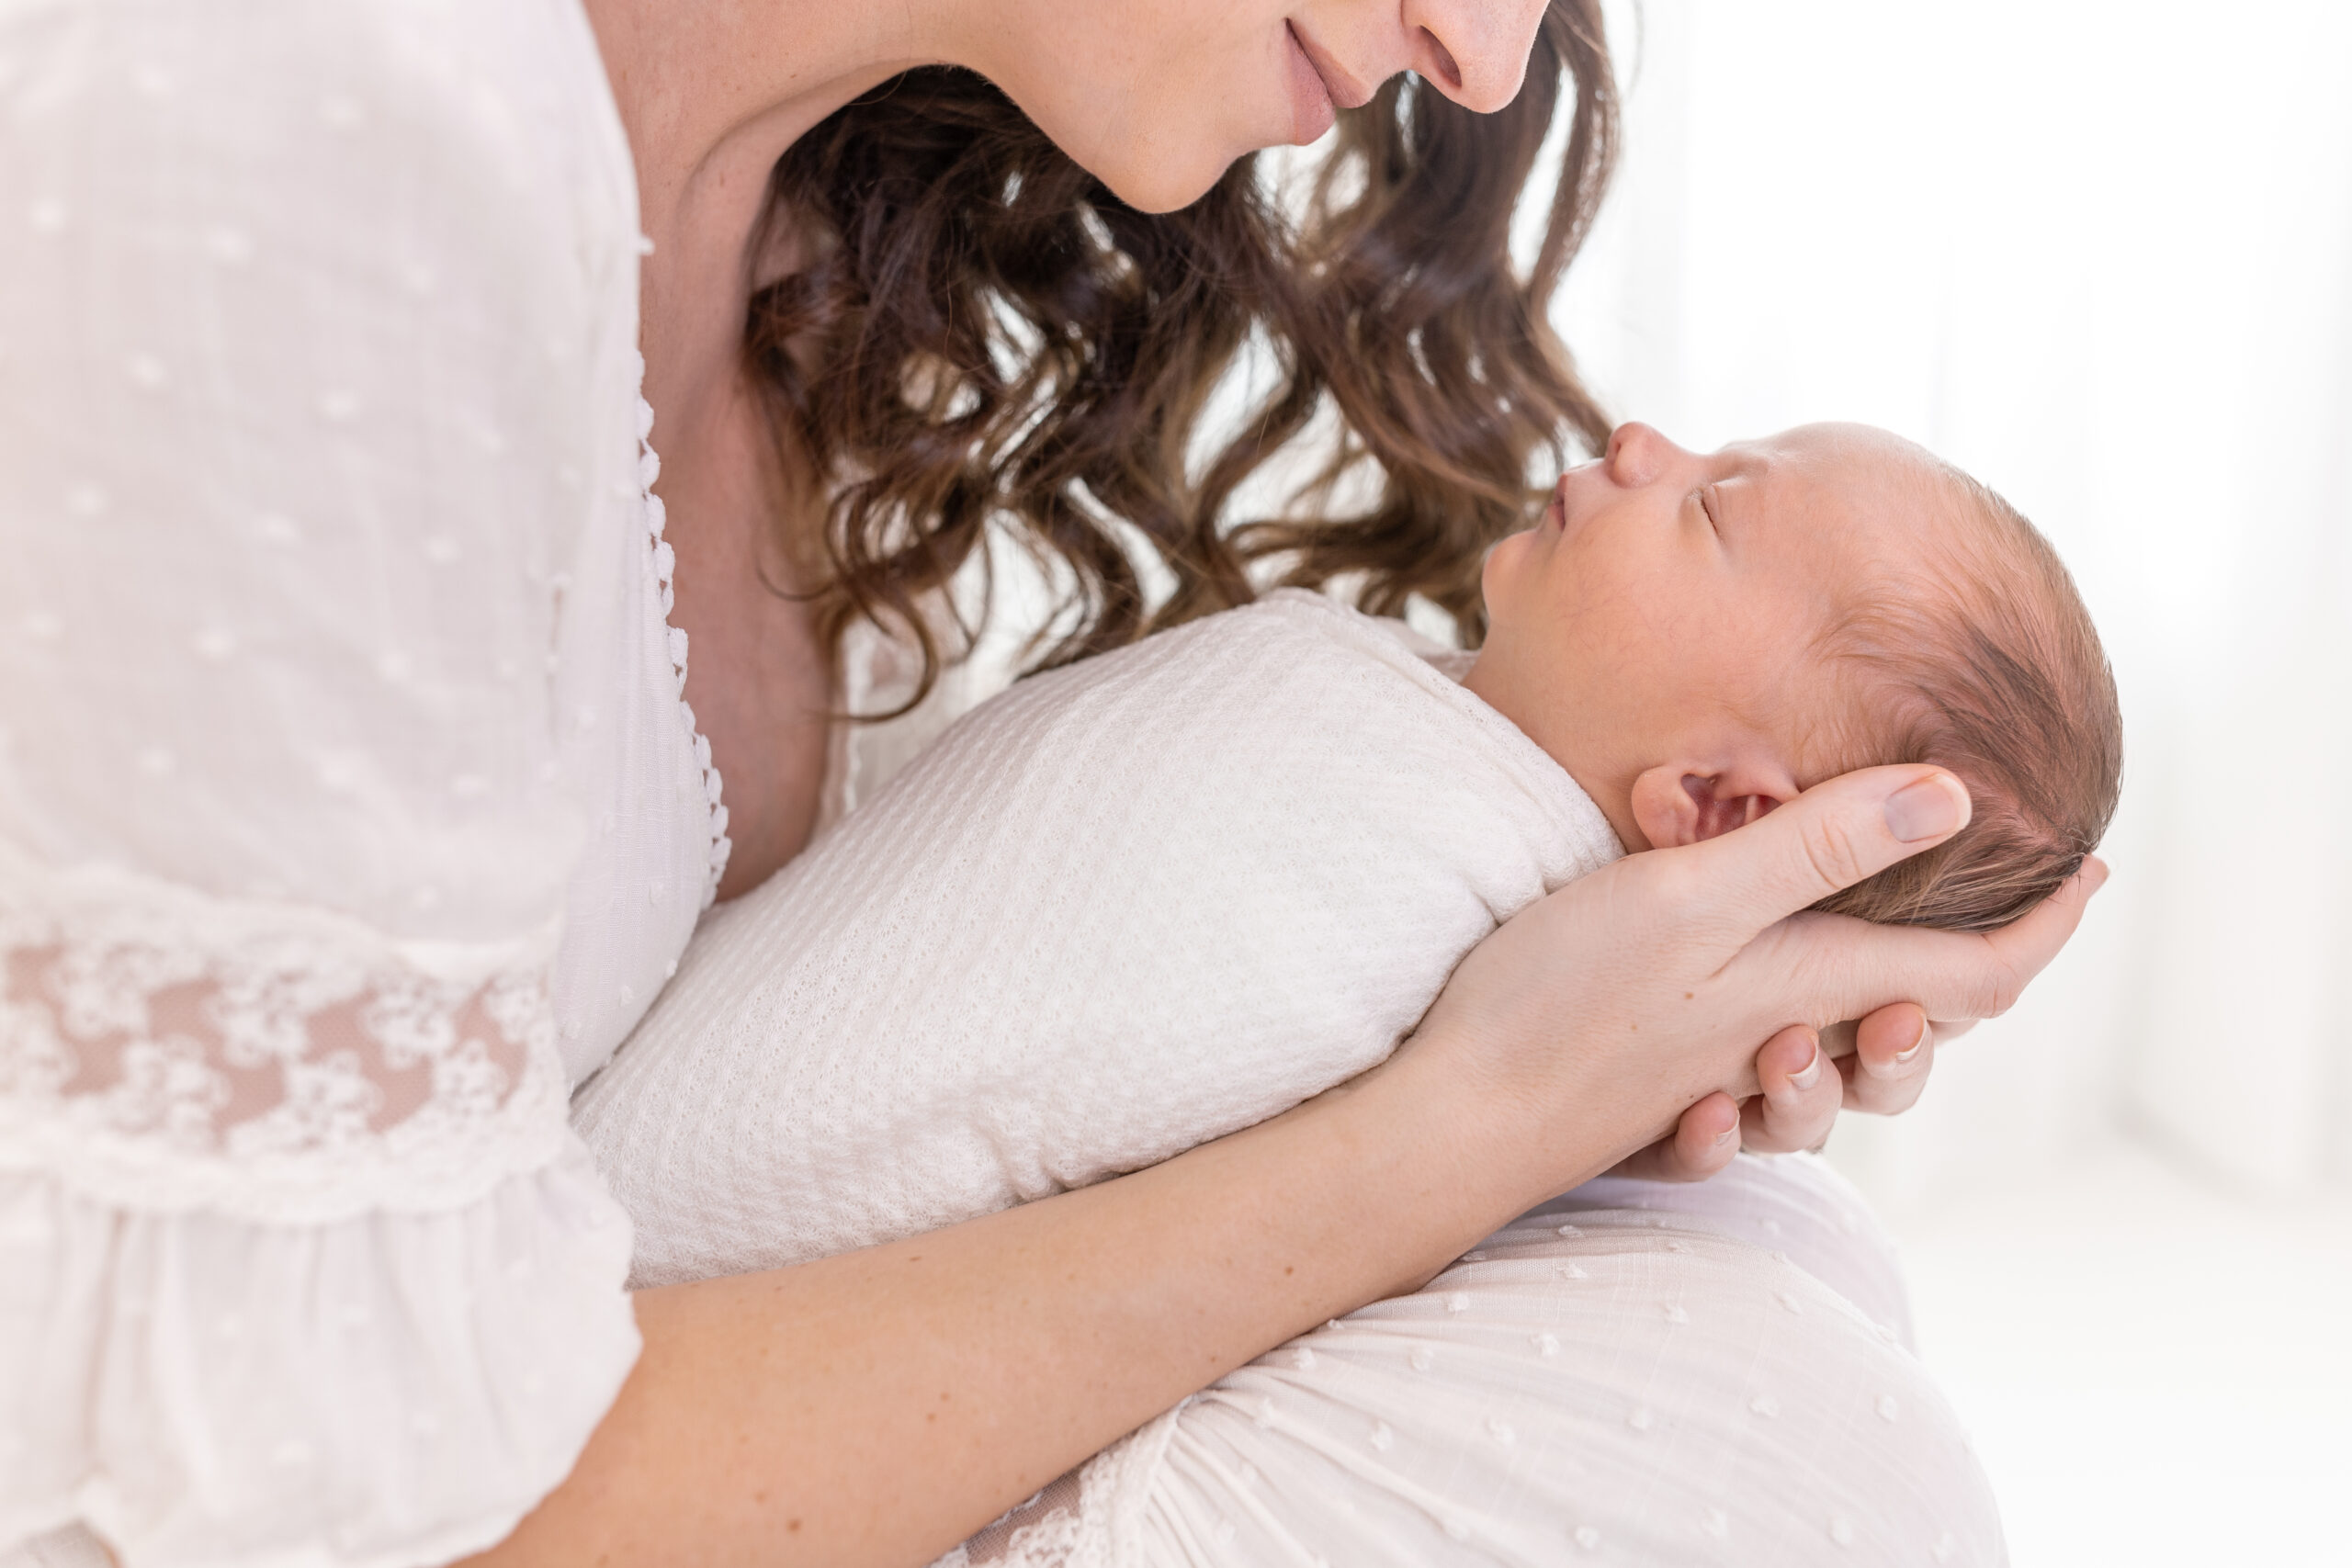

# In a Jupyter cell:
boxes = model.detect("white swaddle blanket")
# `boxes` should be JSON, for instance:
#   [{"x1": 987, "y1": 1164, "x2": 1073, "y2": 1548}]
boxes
[{"x1": 575, "y1": 590, "x2": 1622, "y2": 1286}]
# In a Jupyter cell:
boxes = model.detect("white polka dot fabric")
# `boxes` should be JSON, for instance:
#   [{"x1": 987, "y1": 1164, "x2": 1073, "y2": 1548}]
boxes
[
  {"x1": 0, "y1": 1, "x2": 727, "y2": 1562},
  {"x1": 944, "y1": 1156, "x2": 2004, "y2": 1568}
]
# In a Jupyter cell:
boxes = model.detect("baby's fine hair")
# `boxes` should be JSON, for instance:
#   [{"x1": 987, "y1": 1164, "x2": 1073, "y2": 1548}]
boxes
[{"x1": 1812, "y1": 469, "x2": 2122, "y2": 932}]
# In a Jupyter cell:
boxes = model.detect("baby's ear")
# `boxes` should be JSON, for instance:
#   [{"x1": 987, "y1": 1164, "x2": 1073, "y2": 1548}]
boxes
[{"x1": 1629, "y1": 765, "x2": 1786, "y2": 849}]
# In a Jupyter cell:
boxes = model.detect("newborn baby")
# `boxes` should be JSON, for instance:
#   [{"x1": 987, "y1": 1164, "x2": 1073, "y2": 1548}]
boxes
[
  {"x1": 1469, "y1": 421, "x2": 2119, "y2": 931},
  {"x1": 576, "y1": 422, "x2": 2120, "y2": 1286}
]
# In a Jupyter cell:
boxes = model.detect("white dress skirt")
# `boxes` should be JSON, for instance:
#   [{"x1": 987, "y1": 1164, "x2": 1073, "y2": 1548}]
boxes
[{"x1": 936, "y1": 1154, "x2": 2000, "y2": 1568}]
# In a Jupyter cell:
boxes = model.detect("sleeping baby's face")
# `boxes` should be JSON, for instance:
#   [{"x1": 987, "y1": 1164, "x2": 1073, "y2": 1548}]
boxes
[{"x1": 1464, "y1": 421, "x2": 1973, "y2": 858}]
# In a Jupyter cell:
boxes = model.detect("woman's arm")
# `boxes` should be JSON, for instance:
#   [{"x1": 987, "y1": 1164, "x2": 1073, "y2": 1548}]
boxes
[
  {"x1": 492, "y1": 1060, "x2": 1545, "y2": 1567},
  {"x1": 470, "y1": 765, "x2": 2095, "y2": 1568}
]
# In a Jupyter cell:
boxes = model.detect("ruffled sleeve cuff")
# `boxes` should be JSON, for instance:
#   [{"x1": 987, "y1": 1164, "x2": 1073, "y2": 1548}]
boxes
[
  {"x1": 0, "y1": 856, "x2": 640, "y2": 1568},
  {"x1": 0, "y1": 1136, "x2": 639, "y2": 1568}
]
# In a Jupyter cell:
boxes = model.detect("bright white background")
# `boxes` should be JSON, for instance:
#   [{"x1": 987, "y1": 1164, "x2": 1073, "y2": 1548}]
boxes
[{"x1": 1544, "y1": 3, "x2": 2352, "y2": 1562}]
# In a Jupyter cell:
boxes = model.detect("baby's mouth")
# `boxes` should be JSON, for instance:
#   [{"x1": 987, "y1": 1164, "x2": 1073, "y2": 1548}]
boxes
[{"x1": 1543, "y1": 474, "x2": 1576, "y2": 533}]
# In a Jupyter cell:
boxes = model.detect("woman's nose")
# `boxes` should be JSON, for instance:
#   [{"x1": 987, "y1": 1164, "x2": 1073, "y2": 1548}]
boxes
[
  {"x1": 1604, "y1": 422, "x2": 1684, "y2": 488},
  {"x1": 1399, "y1": 0, "x2": 1550, "y2": 114}
]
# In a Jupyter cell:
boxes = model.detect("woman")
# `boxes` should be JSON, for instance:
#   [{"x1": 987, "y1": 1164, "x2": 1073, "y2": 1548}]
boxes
[{"x1": 0, "y1": 0, "x2": 2094, "y2": 1564}]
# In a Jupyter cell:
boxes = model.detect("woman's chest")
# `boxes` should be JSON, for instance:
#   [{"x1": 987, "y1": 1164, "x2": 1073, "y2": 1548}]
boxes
[{"x1": 650, "y1": 373, "x2": 835, "y2": 899}]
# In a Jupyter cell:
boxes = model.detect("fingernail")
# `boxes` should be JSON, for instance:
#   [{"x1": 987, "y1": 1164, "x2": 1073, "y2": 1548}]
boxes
[
  {"x1": 1713, "y1": 1124, "x2": 1738, "y2": 1149},
  {"x1": 1893, "y1": 1017, "x2": 1930, "y2": 1065},
  {"x1": 1786, "y1": 1040, "x2": 1823, "y2": 1092},
  {"x1": 1885, "y1": 776, "x2": 1967, "y2": 842}
]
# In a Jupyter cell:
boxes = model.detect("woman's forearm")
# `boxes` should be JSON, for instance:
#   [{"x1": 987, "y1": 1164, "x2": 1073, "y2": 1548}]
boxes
[{"x1": 467, "y1": 1042, "x2": 1658, "y2": 1568}]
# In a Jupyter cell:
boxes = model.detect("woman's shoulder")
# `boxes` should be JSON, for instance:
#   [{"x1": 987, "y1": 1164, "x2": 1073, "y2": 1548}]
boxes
[
  {"x1": 0, "y1": 0, "x2": 707, "y2": 1033},
  {"x1": 4, "y1": 0, "x2": 617, "y2": 110},
  {"x1": 2, "y1": 0, "x2": 637, "y2": 268}
]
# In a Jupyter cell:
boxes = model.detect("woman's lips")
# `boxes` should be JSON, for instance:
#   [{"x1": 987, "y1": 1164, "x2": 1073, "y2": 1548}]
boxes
[
  {"x1": 1285, "y1": 21, "x2": 1372, "y2": 145},
  {"x1": 1291, "y1": 22, "x2": 1374, "y2": 109},
  {"x1": 1284, "y1": 22, "x2": 1337, "y2": 144}
]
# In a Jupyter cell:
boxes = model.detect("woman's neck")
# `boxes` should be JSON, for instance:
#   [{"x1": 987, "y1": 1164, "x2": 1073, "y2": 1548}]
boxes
[
  {"x1": 582, "y1": 0, "x2": 979, "y2": 433},
  {"x1": 581, "y1": 0, "x2": 983, "y2": 896}
]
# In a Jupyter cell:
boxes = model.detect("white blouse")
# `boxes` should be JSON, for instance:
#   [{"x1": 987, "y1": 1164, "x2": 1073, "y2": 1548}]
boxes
[{"x1": 0, "y1": 1, "x2": 729, "y2": 1562}]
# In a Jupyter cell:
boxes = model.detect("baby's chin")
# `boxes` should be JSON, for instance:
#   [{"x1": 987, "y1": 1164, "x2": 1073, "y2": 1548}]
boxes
[{"x1": 1481, "y1": 515, "x2": 1561, "y2": 599}]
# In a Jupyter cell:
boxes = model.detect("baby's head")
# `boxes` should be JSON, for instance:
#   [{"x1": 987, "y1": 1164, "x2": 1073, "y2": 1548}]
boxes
[{"x1": 1464, "y1": 423, "x2": 2121, "y2": 931}]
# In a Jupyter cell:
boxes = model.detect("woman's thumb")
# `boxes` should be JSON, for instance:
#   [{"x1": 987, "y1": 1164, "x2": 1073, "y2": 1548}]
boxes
[{"x1": 1683, "y1": 764, "x2": 1972, "y2": 932}]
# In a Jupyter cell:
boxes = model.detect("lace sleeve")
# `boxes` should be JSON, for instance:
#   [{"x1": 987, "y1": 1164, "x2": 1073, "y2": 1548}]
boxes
[
  {"x1": 0, "y1": 860, "x2": 573, "y2": 1220},
  {"x1": 0, "y1": 3, "x2": 642, "y2": 1564}
]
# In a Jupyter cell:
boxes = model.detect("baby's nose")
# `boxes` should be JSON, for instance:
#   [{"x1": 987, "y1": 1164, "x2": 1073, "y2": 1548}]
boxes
[{"x1": 1605, "y1": 422, "x2": 1679, "y2": 487}]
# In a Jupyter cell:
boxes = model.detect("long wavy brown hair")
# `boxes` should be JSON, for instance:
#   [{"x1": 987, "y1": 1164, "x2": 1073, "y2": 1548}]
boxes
[{"x1": 743, "y1": 4, "x2": 1619, "y2": 710}]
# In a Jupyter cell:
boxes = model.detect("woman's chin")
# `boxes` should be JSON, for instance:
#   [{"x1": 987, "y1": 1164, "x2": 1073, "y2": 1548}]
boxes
[
  {"x1": 1090, "y1": 151, "x2": 1241, "y2": 215},
  {"x1": 1071, "y1": 107, "x2": 1296, "y2": 214}
]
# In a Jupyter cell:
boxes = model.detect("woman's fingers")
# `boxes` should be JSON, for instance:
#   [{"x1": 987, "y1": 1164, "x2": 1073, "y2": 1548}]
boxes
[
  {"x1": 1620, "y1": 1026, "x2": 1846, "y2": 1178},
  {"x1": 1842, "y1": 1002, "x2": 1937, "y2": 1115},
  {"x1": 1980, "y1": 853, "x2": 2107, "y2": 980},
  {"x1": 1675, "y1": 764, "x2": 1971, "y2": 944},
  {"x1": 1608, "y1": 1092, "x2": 1743, "y2": 1181},
  {"x1": 1747, "y1": 860, "x2": 2109, "y2": 1129},
  {"x1": 1754, "y1": 853, "x2": 2111, "y2": 1032},
  {"x1": 1783, "y1": 861, "x2": 2106, "y2": 1117},
  {"x1": 1615, "y1": 1010, "x2": 1942, "y2": 1179},
  {"x1": 1740, "y1": 1025, "x2": 1841, "y2": 1152}
]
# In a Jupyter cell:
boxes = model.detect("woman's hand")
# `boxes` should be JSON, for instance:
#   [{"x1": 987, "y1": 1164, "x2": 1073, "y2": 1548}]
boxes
[
  {"x1": 1391, "y1": 763, "x2": 2100, "y2": 1210},
  {"x1": 1614, "y1": 859, "x2": 2108, "y2": 1182}
]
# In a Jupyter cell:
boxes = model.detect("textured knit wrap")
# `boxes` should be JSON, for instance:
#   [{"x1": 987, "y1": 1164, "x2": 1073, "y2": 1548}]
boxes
[{"x1": 575, "y1": 590, "x2": 1622, "y2": 1285}]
